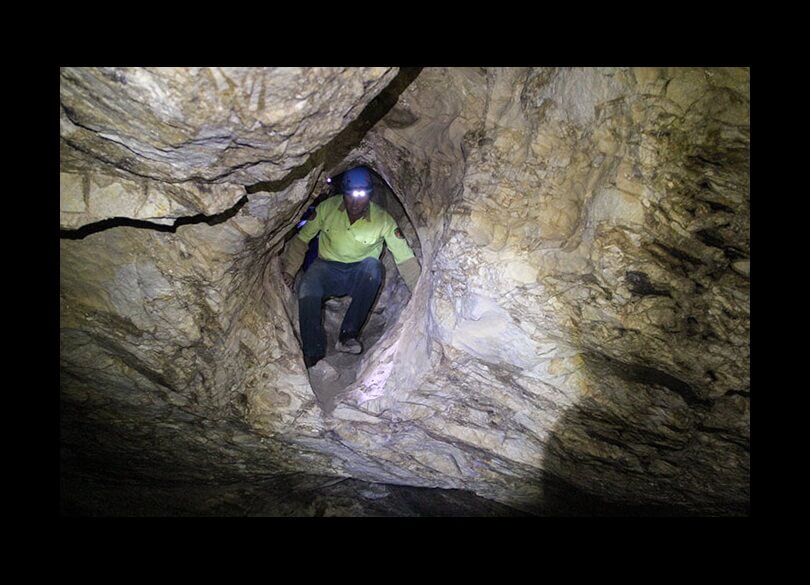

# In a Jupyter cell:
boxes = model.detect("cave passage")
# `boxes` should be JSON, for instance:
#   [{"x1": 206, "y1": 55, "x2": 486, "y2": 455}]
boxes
[
  {"x1": 282, "y1": 166, "x2": 422, "y2": 412},
  {"x1": 60, "y1": 67, "x2": 749, "y2": 517}
]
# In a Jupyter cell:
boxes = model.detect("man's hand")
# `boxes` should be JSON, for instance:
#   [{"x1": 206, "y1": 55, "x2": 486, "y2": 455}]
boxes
[{"x1": 282, "y1": 272, "x2": 295, "y2": 291}]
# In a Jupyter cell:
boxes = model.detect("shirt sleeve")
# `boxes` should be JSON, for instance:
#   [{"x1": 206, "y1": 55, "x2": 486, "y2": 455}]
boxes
[
  {"x1": 296, "y1": 202, "x2": 325, "y2": 244},
  {"x1": 382, "y1": 215, "x2": 416, "y2": 265}
]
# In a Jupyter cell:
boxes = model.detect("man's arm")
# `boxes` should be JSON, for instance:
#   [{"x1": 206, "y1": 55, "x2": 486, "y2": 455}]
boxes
[
  {"x1": 383, "y1": 220, "x2": 421, "y2": 292},
  {"x1": 281, "y1": 203, "x2": 325, "y2": 288},
  {"x1": 282, "y1": 237, "x2": 309, "y2": 280},
  {"x1": 396, "y1": 256, "x2": 421, "y2": 292}
]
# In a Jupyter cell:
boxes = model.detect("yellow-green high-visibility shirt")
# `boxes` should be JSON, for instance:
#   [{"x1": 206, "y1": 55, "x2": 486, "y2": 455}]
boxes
[{"x1": 296, "y1": 195, "x2": 416, "y2": 264}]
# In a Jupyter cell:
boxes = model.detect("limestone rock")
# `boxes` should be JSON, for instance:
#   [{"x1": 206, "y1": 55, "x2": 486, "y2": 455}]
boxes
[
  {"x1": 61, "y1": 67, "x2": 397, "y2": 185},
  {"x1": 60, "y1": 67, "x2": 749, "y2": 515},
  {"x1": 334, "y1": 67, "x2": 749, "y2": 513},
  {"x1": 60, "y1": 67, "x2": 398, "y2": 229}
]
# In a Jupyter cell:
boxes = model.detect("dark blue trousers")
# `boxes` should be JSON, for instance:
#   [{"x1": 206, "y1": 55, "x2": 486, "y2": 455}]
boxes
[{"x1": 298, "y1": 257, "x2": 383, "y2": 362}]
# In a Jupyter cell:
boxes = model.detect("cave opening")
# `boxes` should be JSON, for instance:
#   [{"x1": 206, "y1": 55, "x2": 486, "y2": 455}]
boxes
[{"x1": 278, "y1": 164, "x2": 423, "y2": 412}]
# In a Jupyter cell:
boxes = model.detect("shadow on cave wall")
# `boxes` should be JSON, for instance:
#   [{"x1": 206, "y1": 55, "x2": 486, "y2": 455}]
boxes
[
  {"x1": 528, "y1": 81, "x2": 750, "y2": 516},
  {"x1": 536, "y1": 352, "x2": 749, "y2": 516}
]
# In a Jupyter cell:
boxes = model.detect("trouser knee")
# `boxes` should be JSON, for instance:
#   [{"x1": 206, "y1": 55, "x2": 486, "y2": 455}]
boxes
[
  {"x1": 298, "y1": 273, "x2": 323, "y2": 301},
  {"x1": 358, "y1": 257, "x2": 383, "y2": 284}
]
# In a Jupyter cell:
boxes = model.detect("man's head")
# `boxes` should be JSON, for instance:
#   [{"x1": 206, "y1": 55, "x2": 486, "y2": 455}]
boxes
[{"x1": 341, "y1": 166, "x2": 373, "y2": 218}]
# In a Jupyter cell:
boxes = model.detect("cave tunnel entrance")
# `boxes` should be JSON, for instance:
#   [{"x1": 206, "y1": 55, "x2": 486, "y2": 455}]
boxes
[{"x1": 280, "y1": 164, "x2": 422, "y2": 412}]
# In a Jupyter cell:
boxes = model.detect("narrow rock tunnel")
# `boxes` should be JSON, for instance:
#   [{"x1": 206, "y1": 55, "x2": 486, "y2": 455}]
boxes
[
  {"x1": 279, "y1": 165, "x2": 424, "y2": 412},
  {"x1": 60, "y1": 67, "x2": 750, "y2": 516}
]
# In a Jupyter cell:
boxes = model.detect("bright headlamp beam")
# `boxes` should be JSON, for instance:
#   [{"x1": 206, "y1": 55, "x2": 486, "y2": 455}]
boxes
[{"x1": 351, "y1": 190, "x2": 368, "y2": 198}]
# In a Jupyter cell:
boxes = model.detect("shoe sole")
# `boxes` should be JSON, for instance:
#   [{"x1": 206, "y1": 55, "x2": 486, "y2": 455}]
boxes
[{"x1": 336, "y1": 343, "x2": 362, "y2": 354}]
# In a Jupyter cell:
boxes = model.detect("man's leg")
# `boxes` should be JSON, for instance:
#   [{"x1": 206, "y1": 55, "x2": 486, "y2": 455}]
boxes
[
  {"x1": 339, "y1": 257, "x2": 383, "y2": 346},
  {"x1": 298, "y1": 259, "x2": 336, "y2": 367}
]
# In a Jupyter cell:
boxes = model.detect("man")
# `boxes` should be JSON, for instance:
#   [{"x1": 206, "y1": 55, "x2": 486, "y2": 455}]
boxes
[{"x1": 281, "y1": 166, "x2": 421, "y2": 369}]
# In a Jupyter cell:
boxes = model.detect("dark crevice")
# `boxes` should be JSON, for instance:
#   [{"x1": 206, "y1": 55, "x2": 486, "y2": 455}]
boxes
[
  {"x1": 699, "y1": 198, "x2": 735, "y2": 213},
  {"x1": 88, "y1": 333, "x2": 178, "y2": 393},
  {"x1": 695, "y1": 425, "x2": 750, "y2": 452},
  {"x1": 584, "y1": 429, "x2": 630, "y2": 451},
  {"x1": 624, "y1": 271, "x2": 671, "y2": 297},
  {"x1": 60, "y1": 195, "x2": 249, "y2": 240},
  {"x1": 650, "y1": 241, "x2": 704, "y2": 267},
  {"x1": 722, "y1": 246, "x2": 747, "y2": 261},
  {"x1": 695, "y1": 229, "x2": 748, "y2": 260},
  {"x1": 694, "y1": 229, "x2": 724, "y2": 249},
  {"x1": 724, "y1": 389, "x2": 750, "y2": 398},
  {"x1": 689, "y1": 154, "x2": 723, "y2": 168}
]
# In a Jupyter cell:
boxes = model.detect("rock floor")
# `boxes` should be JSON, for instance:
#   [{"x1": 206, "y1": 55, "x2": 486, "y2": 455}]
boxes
[
  {"x1": 306, "y1": 297, "x2": 388, "y2": 413},
  {"x1": 60, "y1": 473, "x2": 532, "y2": 517}
]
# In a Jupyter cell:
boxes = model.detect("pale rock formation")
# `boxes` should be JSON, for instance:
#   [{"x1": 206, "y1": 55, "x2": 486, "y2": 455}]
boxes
[
  {"x1": 60, "y1": 67, "x2": 749, "y2": 515},
  {"x1": 60, "y1": 67, "x2": 397, "y2": 228}
]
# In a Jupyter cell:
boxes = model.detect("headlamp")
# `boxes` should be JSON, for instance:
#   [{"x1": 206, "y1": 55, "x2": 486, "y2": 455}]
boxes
[{"x1": 351, "y1": 190, "x2": 368, "y2": 198}]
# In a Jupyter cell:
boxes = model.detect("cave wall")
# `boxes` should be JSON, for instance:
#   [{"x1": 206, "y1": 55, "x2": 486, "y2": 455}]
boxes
[
  {"x1": 60, "y1": 67, "x2": 398, "y2": 228},
  {"x1": 60, "y1": 67, "x2": 749, "y2": 514},
  {"x1": 61, "y1": 67, "x2": 400, "y2": 479},
  {"x1": 316, "y1": 67, "x2": 749, "y2": 512}
]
